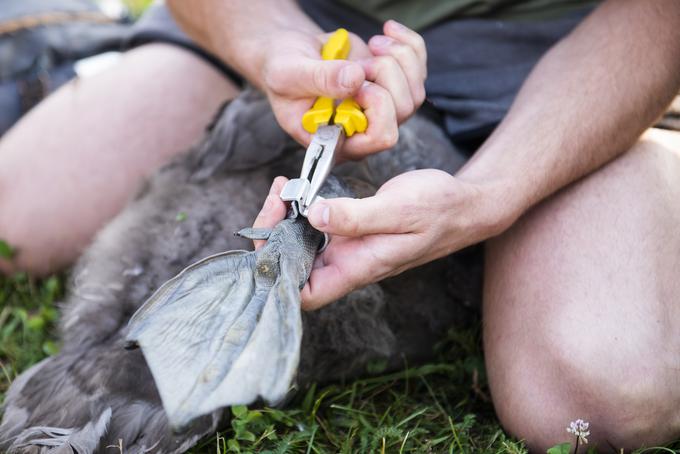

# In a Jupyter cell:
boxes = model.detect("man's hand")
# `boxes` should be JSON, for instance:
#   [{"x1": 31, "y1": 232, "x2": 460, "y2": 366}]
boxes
[
  {"x1": 252, "y1": 171, "x2": 513, "y2": 309},
  {"x1": 259, "y1": 20, "x2": 427, "y2": 160},
  {"x1": 169, "y1": 0, "x2": 427, "y2": 159}
]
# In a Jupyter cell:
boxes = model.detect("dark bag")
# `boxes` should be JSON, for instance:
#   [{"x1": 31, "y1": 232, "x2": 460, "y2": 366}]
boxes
[{"x1": 0, "y1": 0, "x2": 129, "y2": 136}]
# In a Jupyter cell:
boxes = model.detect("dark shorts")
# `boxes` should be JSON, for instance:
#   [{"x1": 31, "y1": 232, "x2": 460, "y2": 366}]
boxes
[{"x1": 126, "y1": 1, "x2": 593, "y2": 152}]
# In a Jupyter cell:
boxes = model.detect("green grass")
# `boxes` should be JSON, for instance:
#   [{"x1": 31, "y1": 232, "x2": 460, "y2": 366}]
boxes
[
  {"x1": 0, "y1": 273, "x2": 61, "y2": 405},
  {"x1": 0, "y1": 273, "x2": 523, "y2": 453},
  {"x1": 187, "y1": 329, "x2": 524, "y2": 454},
  {"x1": 2, "y1": 274, "x2": 680, "y2": 453},
  {"x1": 121, "y1": 0, "x2": 155, "y2": 18}
]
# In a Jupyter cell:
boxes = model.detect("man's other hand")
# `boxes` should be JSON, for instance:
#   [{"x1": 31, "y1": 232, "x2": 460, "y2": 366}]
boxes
[{"x1": 252, "y1": 170, "x2": 515, "y2": 310}]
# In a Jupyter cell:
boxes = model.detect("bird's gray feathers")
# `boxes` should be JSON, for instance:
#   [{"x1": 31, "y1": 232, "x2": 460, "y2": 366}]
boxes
[
  {"x1": 188, "y1": 89, "x2": 295, "y2": 180},
  {"x1": 0, "y1": 90, "x2": 480, "y2": 453},
  {"x1": 0, "y1": 330, "x2": 221, "y2": 453},
  {"x1": 8, "y1": 408, "x2": 111, "y2": 454}
]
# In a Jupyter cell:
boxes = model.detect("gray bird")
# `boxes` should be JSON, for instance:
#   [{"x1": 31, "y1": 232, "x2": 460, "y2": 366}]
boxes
[{"x1": 0, "y1": 90, "x2": 480, "y2": 453}]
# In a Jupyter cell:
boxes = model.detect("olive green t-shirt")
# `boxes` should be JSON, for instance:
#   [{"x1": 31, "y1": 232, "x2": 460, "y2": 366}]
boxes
[{"x1": 337, "y1": 0, "x2": 599, "y2": 30}]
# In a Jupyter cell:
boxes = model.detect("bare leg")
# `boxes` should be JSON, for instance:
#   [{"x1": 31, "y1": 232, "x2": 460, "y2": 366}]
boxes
[
  {"x1": 484, "y1": 128, "x2": 680, "y2": 451},
  {"x1": 0, "y1": 43, "x2": 238, "y2": 275}
]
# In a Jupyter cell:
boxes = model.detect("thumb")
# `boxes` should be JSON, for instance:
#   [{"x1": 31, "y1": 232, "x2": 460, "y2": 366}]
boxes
[
  {"x1": 307, "y1": 196, "x2": 403, "y2": 236},
  {"x1": 269, "y1": 57, "x2": 365, "y2": 99}
]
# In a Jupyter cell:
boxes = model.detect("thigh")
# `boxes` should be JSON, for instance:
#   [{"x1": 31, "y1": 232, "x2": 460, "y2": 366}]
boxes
[
  {"x1": 483, "y1": 128, "x2": 680, "y2": 450},
  {"x1": 0, "y1": 43, "x2": 238, "y2": 275}
]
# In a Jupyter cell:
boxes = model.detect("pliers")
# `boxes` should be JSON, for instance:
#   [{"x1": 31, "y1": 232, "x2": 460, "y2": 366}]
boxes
[{"x1": 280, "y1": 28, "x2": 368, "y2": 218}]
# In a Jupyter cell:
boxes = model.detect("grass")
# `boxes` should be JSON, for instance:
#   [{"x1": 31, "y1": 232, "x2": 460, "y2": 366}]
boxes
[
  {"x1": 1, "y1": 273, "x2": 680, "y2": 453},
  {"x1": 121, "y1": 0, "x2": 154, "y2": 18},
  {"x1": 0, "y1": 273, "x2": 523, "y2": 453},
  {"x1": 0, "y1": 273, "x2": 61, "y2": 404},
  {"x1": 187, "y1": 326, "x2": 523, "y2": 454}
]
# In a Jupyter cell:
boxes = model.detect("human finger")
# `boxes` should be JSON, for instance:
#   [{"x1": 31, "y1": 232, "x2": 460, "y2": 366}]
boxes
[
  {"x1": 383, "y1": 20, "x2": 427, "y2": 71},
  {"x1": 252, "y1": 176, "x2": 288, "y2": 249},
  {"x1": 300, "y1": 234, "x2": 410, "y2": 310},
  {"x1": 368, "y1": 35, "x2": 425, "y2": 107},
  {"x1": 264, "y1": 56, "x2": 365, "y2": 99},
  {"x1": 341, "y1": 81, "x2": 398, "y2": 159},
  {"x1": 307, "y1": 194, "x2": 409, "y2": 237},
  {"x1": 360, "y1": 55, "x2": 414, "y2": 122},
  {"x1": 301, "y1": 261, "x2": 357, "y2": 310},
  {"x1": 269, "y1": 98, "x2": 313, "y2": 147}
]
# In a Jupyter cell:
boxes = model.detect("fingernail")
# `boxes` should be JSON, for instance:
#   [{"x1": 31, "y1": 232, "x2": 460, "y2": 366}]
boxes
[
  {"x1": 339, "y1": 65, "x2": 360, "y2": 89},
  {"x1": 309, "y1": 203, "x2": 330, "y2": 227},
  {"x1": 370, "y1": 35, "x2": 393, "y2": 48}
]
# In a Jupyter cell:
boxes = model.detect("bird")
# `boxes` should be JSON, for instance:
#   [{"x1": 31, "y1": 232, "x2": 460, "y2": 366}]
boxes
[{"x1": 0, "y1": 89, "x2": 480, "y2": 453}]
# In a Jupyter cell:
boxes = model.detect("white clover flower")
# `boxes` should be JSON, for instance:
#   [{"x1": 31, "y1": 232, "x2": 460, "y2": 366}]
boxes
[{"x1": 566, "y1": 419, "x2": 590, "y2": 444}]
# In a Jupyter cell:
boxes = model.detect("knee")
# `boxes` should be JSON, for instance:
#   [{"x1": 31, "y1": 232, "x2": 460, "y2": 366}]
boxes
[
  {"x1": 487, "y1": 321, "x2": 679, "y2": 452},
  {"x1": 483, "y1": 128, "x2": 680, "y2": 451}
]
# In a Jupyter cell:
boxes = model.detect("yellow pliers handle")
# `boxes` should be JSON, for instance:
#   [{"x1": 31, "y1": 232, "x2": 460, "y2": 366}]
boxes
[{"x1": 301, "y1": 29, "x2": 368, "y2": 137}]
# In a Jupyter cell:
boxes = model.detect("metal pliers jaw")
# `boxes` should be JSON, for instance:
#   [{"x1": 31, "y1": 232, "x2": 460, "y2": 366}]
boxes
[{"x1": 280, "y1": 124, "x2": 344, "y2": 218}]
